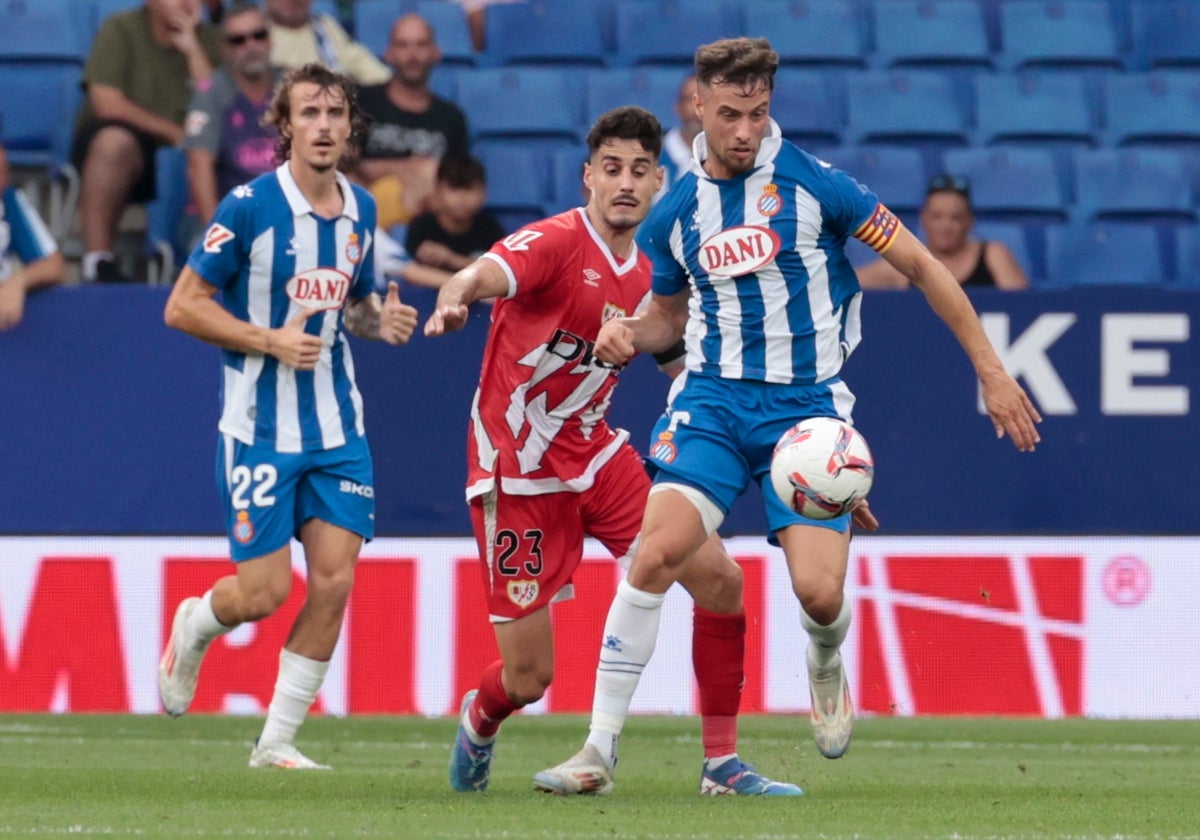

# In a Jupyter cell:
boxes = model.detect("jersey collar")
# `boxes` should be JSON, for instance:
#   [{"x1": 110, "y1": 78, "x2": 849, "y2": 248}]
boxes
[
  {"x1": 275, "y1": 162, "x2": 360, "y2": 221},
  {"x1": 690, "y1": 118, "x2": 783, "y2": 179},
  {"x1": 577, "y1": 207, "x2": 639, "y2": 275}
]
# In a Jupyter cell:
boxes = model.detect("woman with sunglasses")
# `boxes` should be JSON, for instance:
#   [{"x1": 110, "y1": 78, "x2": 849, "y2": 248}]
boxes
[{"x1": 857, "y1": 174, "x2": 1029, "y2": 290}]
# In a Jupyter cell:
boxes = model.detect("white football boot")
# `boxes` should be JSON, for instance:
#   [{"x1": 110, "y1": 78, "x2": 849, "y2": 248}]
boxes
[
  {"x1": 808, "y1": 652, "x2": 854, "y2": 759},
  {"x1": 249, "y1": 740, "x2": 331, "y2": 770},
  {"x1": 158, "y1": 597, "x2": 209, "y2": 717},
  {"x1": 532, "y1": 744, "x2": 614, "y2": 795}
]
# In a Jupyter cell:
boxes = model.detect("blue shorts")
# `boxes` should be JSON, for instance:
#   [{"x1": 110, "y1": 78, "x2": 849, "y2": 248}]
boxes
[
  {"x1": 215, "y1": 434, "x2": 376, "y2": 561},
  {"x1": 646, "y1": 373, "x2": 856, "y2": 538}
]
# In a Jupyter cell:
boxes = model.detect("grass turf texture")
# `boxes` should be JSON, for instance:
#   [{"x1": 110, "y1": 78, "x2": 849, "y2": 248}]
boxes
[{"x1": 0, "y1": 714, "x2": 1197, "y2": 839}]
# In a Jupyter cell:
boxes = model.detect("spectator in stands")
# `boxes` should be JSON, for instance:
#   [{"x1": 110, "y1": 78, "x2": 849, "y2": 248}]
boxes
[
  {"x1": 0, "y1": 143, "x2": 64, "y2": 331},
  {"x1": 73, "y1": 0, "x2": 221, "y2": 283},
  {"x1": 185, "y1": 2, "x2": 280, "y2": 227},
  {"x1": 857, "y1": 174, "x2": 1030, "y2": 290},
  {"x1": 451, "y1": 0, "x2": 526, "y2": 52},
  {"x1": 402, "y1": 154, "x2": 504, "y2": 289},
  {"x1": 355, "y1": 14, "x2": 469, "y2": 230},
  {"x1": 266, "y1": 0, "x2": 389, "y2": 85},
  {"x1": 661, "y1": 74, "x2": 701, "y2": 193}
]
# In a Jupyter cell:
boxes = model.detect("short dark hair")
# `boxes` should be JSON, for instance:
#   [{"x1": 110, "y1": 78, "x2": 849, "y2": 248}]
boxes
[
  {"x1": 585, "y1": 105, "x2": 663, "y2": 160},
  {"x1": 437, "y1": 154, "x2": 486, "y2": 189},
  {"x1": 694, "y1": 37, "x2": 779, "y2": 94},
  {"x1": 266, "y1": 63, "x2": 369, "y2": 167}
]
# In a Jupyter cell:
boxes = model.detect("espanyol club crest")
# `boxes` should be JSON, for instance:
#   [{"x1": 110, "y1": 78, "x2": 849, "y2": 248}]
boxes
[
  {"x1": 286, "y1": 267, "x2": 352, "y2": 310},
  {"x1": 756, "y1": 183, "x2": 782, "y2": 217},
  {"x1": 697, "y1": 225, "x2": 782, "y2": 278},
  {"x1": 233, "y1": 510, "x2": 255, "y2": 543},
  {"x1": 507, "y1": 579, "x2": 539, "y2": 608},
  {"x1": 650, "y1": 431, "x2": 677, "y2": 463},
  {"x1": 345, "y1": 232, "x2": 361, "y2": 264}
]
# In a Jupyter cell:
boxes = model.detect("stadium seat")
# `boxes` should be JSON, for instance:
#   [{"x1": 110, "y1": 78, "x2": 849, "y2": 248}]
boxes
[
  {"x1": 416, "y1": 1, "x2": 475, "y2": 66},
  {"x1": 612, "y1": 0, "x2": 743, "y2": 67},
  {"x1": 1104, "y1": 71, "x2": 1200, "y2": 146},
  {"x1": 998, "y1": 0, "x2": 1125, "y2": 71},
  {"x1": 744, "y1": 0, "x2": 867, "y2": 69},
  {"x1": 814, "y1": 145, "x2": 930, "y2": 213},
  {"x1": 770, "y1": 69, "x2": 844, "y2": 148},
  {"x1": 482, "y1": 1, "x2": 607, "y2": 67},
  {"x1": 973, "y1": 72, "x2": 1098, "y2": 147},
  {"x1": 456, "y1": 68, "x2": 583, "y2": 143},
  {"x1": 583, "y1": 67, "x2": 685, "y2": 136},
  {"x1": 144, "y1": 146, "x2": 190, "y2": 286},
  {"x1": 0, "y1": 64, "x2": 81, "y2": 172},
  {"x1": 474, "y1": 141, "x2": 556, "y2": 219},
  {"x1": 845, "y1": 70, "x2": 971, "y2": 147},
  {"x1": 1044, "y1": 222, "x2": 1165, "y2": 286},
  {"x1": 872, "y1": 0, "x2": 993, "y2": 70},
  {"x1": 353, "y1": 0, "x2": 419, "y2": 60},
  {"x1": 0, "y1": 0, "x2": 90, "y2": 63},
  {"x1": 1071, "y1": 148, "x2": 1195, "y2": 222},
  {"x1": 940, "y1": 146, "x2": 1068, "y2": 221},
  {"x1": 1175, "y1": 224, "x2": 1200, "y2": 286},
  {"x1": 1130, "y1": 0, "x2": 1200, "y2": 70},
  {"x1": 973, "y1": 221, "x2": 1036, "y2": 282},
  {"x1": 550, "y1": 144, "x2": 590, "y2": 214}
]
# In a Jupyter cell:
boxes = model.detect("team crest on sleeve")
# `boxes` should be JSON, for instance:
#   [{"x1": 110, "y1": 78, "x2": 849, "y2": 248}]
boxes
[
  {"x1": 286, "y1": 267, "x2": 352, "y2": 310},
  {"x1": 233, "y1": 510, "x2": 255, "y2": 543},
  {"x1": 507, "y1": 579, "x2": 539, "y2": 608},
  {"x1": 855, "y1": 204, "x2": 901, "y2": 253},
  {"x1": 756, "y1": 183, "x2": 783, "y2": 217},
  {"x1": 203, "y1": 223, "x2": 235, "y2": 253},
  {"x1": 346, "y1": 231, "x2": 361, "y2": 264},
  {"x1": 650, "y1": 430, "x2": 677, "y2": 463}
]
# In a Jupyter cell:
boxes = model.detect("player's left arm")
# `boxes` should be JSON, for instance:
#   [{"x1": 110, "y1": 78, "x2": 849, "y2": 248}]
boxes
[
  {"x1": 880, "y1": 225, "x2": 1043, "y2": 452},
  {"x1": 344, "y1": 281, "x2": 418, "y2": 345}
]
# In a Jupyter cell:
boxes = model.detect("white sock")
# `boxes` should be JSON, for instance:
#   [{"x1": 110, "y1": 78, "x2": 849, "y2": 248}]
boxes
[
  {"x1": 184, "y1": 590, "x2": 233, "y2": 651},
  {"x1": 585, "y1": 580, "x2": 666, "y2": 769},
  {"x1": 258, "y1": 649, "x2": 328, "y2": 747},
  {"x1": 801, "y1": 599, "x2": 852, "y2": 672},
  {"x1": 82, "y1": 251, "x2": 113, "y2": 281}
]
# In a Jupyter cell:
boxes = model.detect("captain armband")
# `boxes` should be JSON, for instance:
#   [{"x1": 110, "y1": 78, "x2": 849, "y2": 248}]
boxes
[{"x1": 853, "y1": 203, "x2": 901, "y2": 255}]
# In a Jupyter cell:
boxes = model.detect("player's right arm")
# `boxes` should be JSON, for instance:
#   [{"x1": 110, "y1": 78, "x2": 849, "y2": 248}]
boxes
[
  {"x1": 594, "y1": 288, "x2": 689, "y2": 366},
  {"x1": 423, "y1": 254, "x2": 510, "y2": 337},
  {"x1": 165, "y1": 267, "x2": 324, "y2": 369}
]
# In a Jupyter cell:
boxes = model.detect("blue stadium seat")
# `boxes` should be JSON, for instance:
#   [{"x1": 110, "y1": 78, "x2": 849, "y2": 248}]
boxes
[
  {"x1": 0, "y1": 0, "x2": 90, "y2": 63},
  {"x1": 1104, "y1": 71, "x2": 1200, "y2": 145},
  {"x1": 482, "y1": 1, "x2": 607, "y2": 67},
  {"x1": 0, "y1": 63, "x2": 81, "y2": 172},
  {"x1": 973, "y1": 221, "x2": 1036, "y2": 282},
  {"x1": 416, "y1": 0, "x2": 475, "y2": 66},
  {"x1": 845, "y1": 70, "x2": 971, "y2": 147},
  {"x1": 583, "y1": 67, "x2": 685, "y2": 135},
  {"x1": 999, "y1": 0, "x2": 1124, "y2": 71},
  {"x1": 1071, "y1": 148, "x2": 1195, "y2": 222},
  {"x1": 872, "y1": 0, "x2": 993, "y2": 70},
  {"x1": 1130, "y1": 0, "x2": 1200, "y2": 70},
  {"x1": 941, "y1": 146, "x2": 1068, "y2": 221},
  {"x1": 144, "y1": 146, "x2": 190, "y2": 286},
  {"x1": 550, "y1": 145, "x2": 590, "y2": 214},
  {"x1": 612, "y1": 0, "x2": 743, "y2": 67},
  {"x1": 352, "y1": 0, "x2": 419, "y2": 60},
  {"x1": 744, "y1": 0, "x2": 867, "y2": 69},
  {"x1": 456, "y1": 68, "x2": 583, "y2": 143},
  {"x1": 311, "y1": 0, "x2": 340, "y2": 23},
  {"x1": 1175, "y1": 224, "x2": 1200, "y2": 286},
  {"x1": 1044, "y1": 222, "x2": 1165, "y2": 286},
  {"x1": 770, "y1": 69, "x2": 844, "y2": 148},
  {"x1": 815, "y1": 145, "x2": 930, "y2": 213},
  {"x1": 474, "y1": 141, "x2": 556, "y2": 218},
  {"x1": 973, "y1": 72, "x2": 1098, "y2": 146}
]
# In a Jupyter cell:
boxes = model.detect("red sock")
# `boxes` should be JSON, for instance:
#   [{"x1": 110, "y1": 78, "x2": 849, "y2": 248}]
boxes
[
  {"x1": 468, "y1": 659, "x2": 520, "y2": 738},
  {"x1": 692, "y1": 606, "x2": 745, "y2": 759}
]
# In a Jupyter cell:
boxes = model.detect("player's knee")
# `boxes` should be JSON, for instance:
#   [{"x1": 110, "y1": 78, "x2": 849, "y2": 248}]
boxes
[
  {"x1": 793, "y1": 583, "x2": 843, "y2": 625},
  {"x1": 306, "y1": 565, "x2": 355, "y2": 611},
  {"x1": 240, "y1": 578, "x2": 291, "y2": 621}
]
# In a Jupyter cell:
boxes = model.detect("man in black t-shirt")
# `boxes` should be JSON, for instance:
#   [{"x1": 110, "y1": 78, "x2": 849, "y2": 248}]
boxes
[{"x1": 354, "y1": 14, "x2": 469, "y2": 228}]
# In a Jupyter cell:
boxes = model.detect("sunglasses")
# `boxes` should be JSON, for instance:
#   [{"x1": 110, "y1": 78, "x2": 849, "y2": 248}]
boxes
[
  {"x1": 226, "y1": 28, "x2": 269, "y2": 46},
  {"x1": 926, "y1": 174, "x2": 971, "y2": 197}
]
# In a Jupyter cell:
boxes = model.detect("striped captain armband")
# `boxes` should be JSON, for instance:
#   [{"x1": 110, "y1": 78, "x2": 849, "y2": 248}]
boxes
[{"x1": 853, "y1": 203, "x2": 901, "y2": 254}]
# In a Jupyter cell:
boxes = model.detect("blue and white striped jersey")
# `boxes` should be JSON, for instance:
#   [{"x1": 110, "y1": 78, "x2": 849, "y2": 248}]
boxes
[
  {"x1": 638, "y1": 120, "x2": 899, "y2": 386},
  {"x1": 187, "y1": 163, "x2": 378, "y2": 453},
  {"x1": 0, "y1": 186, "x2": 58, "y2": 281}
]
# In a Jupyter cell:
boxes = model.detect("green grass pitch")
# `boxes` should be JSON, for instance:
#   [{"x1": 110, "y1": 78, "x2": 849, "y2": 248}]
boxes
[{"x1": 1, "y1": 714, "x2": 1197, "y2": 839}]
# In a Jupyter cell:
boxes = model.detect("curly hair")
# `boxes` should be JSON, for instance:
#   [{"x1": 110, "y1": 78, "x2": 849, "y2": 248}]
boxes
[
  {"x1": 265, "y1": 63, "x2": 370, "y2": 168},
  {"x1": 694, "y1": 37, "x2": 779, "y2": 94},
  {"x1": 585, "y1": 105, "x2": 663, "y2": 160}
]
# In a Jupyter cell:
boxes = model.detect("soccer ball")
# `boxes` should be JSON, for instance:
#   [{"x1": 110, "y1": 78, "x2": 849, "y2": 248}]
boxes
[{"x1": 769, "y1": 417, "x2": 875, "y2": 519}]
